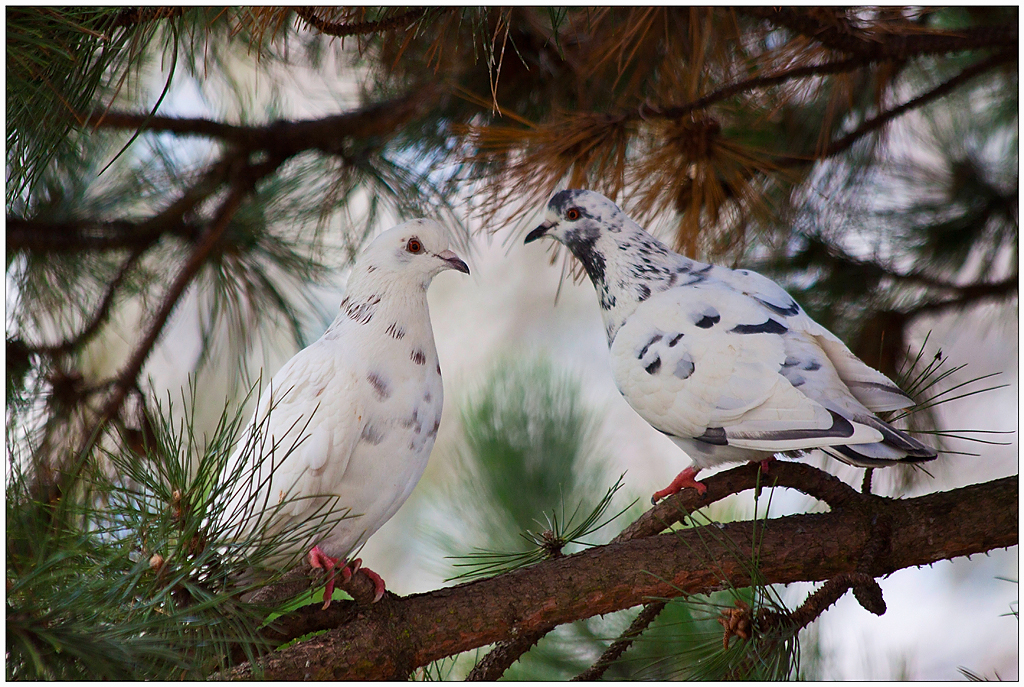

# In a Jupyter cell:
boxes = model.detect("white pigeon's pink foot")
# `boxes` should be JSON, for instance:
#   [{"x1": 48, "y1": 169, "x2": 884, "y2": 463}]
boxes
[
  {"x1": 307, "y1": 549, "x2": 387, "y2": 607},
  {"x1": 358, "y1": 564, "x2": 387, "y2": 603},
  {"x1": 307, "y1": 545, "x2": 341, "y2": 610},
  {"x1": 339, "y1": 557, "x2": 386, "y2": 603},
  {"x1": 652, "y1": 466, "x2": 707, "y2": 503}
]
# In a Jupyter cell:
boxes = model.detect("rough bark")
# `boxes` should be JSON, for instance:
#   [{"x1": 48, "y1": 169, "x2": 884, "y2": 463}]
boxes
[{"x1": 224, "y1": 465, "x2": 1018, "y2": 680}]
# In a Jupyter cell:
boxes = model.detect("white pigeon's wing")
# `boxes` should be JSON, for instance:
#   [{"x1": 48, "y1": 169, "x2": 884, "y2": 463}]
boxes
[
  {"x1": 610, "y1": 282, "x2": 883, "y2": 452},
  {"x1": 718, "y1": 266, "x2": 914, "y2": 412},
  {"x1": 227, "y1": 339, "x2": 363, "y2": 538}
]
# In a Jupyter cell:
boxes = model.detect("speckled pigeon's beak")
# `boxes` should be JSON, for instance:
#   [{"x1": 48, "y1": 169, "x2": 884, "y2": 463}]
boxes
[
  {"x1": 525, "y1": 220, "x2": 555, "y2": 244},
  {"x1": 438, "y1": 249, "x2": 470, "y2": 274}
]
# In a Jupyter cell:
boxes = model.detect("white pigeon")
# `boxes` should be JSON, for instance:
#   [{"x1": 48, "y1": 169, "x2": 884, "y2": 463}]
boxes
[
  {"x1": 525, "y1": 189, "x2": 936, "y2": 502},
  {"x1": 224, "y1": 219, "x2": 468, "y2": 606}
]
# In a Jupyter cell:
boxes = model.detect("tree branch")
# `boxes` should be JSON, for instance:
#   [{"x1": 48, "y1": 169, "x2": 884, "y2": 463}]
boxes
[
  {"x1": 905, "y1": 275, "x2": 1019, "y2": 319},
  {"x1": 227, "y1": 467, "x2": 1017, "y2": 680},
  {"x1": 15, "y1": 88, "x2": 439, "y2": 257},
  {"x1": 6, "y1": 217, "x2": 200, "y2": 253},
  {"x1": 82, "y1": 86, "x2": 438, "y2": 158},
  {"x1": 741, "y1": 8, "x2": 1017, "y2": 59},
  {"x1": 109, "y1": 7, "x2": 186, "y2": 30},
  {"x1": 466, "y1": 460, "x2": 856, "y2": 678},
  {"x1": 571, "y1": 600, "x2": 668, "y2": 681},
  {"x1": 640, "y1": 56, "x2": 869, "y2": 122},
  {"x1": 786, "y1": 234, "x2": 1019, "y2": 314},
  {"x1": 293, "y1": 7, "x2": 444, "y2": 38},
  {"x1": 777, "y1": 50, "x2": 1016, "y2": 166}
]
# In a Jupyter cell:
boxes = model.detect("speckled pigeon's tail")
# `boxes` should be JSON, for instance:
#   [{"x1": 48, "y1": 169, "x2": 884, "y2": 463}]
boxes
[{"x1": 828, "y1": 416, "x2": 937, "y2": 467}]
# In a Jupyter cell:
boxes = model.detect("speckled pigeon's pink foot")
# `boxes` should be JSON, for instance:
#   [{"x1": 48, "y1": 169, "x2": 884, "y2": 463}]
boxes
[{"x1": 652, "y1": 465, "x2": 707, "y2": 503}]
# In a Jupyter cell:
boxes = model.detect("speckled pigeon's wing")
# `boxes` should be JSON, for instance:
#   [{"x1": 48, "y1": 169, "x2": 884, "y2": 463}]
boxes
[
  {"x1": 609, "y1": 281, "x2": 885, "y2": 453},
  {"x1": 717, "y1": 266, "x2": 915, "y2": 413}
]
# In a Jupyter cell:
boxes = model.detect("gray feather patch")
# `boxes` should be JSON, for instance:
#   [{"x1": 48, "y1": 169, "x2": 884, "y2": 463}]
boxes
[{"x1": 674, "y1": 356, "x2": 695, "y2": 379}]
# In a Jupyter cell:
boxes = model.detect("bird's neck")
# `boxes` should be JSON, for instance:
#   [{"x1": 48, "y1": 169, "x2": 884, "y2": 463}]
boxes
[
  {"x1": 582, "y1": 227, "x2": 708, "y2": 346},
  {"x1": 324, "y1": 279, "x2": 435, "y2": 349}
]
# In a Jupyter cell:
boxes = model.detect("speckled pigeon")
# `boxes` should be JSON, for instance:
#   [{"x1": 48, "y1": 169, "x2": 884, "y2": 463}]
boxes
[{"x1": 525, "y1": 190, "x2": 935, "y2": 501}]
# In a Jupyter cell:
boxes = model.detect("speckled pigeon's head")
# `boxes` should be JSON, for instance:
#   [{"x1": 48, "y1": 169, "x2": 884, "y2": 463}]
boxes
[{"x1": 525, "y1": 190, "x2": 630, "y2": 285}]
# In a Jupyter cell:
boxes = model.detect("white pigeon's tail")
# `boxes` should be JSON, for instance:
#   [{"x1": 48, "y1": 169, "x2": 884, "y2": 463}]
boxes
[{"x1": 828, "y1": 416, "x2": 937, "y2": 467}]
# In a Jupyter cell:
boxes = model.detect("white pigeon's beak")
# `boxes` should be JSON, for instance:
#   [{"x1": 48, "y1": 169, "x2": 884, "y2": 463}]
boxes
[
  {"x1": 438, "y1": 249, "x2": 470, "y2": 274},
  {"x1": 525, "y1": 220, "x2": 555, "y2": 244}
]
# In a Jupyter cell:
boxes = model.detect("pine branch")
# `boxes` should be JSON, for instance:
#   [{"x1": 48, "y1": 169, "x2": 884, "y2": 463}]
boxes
[
  {"x1": 778, "y1": 50, "x2": 1017, "y2": 166},
  {"x1": 904, "y1": 275, "x2": 1019, "y2": 319},
  {"x1": 80, "y1": 86, "x2": 439, "y2": 158},
  {"x1": 109, "y1": 7, "x2": 187, "y2": 30},
  {"x1": 787, "y1": 236, "x2": 1019, "y2": 312},
  {"x1": 82, "y1": 112, "x2": 254, "y2": 142},
  {"x1": 571, "y1": 600, "x2": 668, "y2": 681},
  {"x1": 14, "y1": 87, "x2": 439, "y2": 258},
  {"x1": 742, "y1": 8, "x2": 1018, "y2": 59},
  {"x1": 293, "y1": 7, "x2": 448, "y2": 37},
  {"x1": 87, "y1": 152, "x2": 286, "y2": 450},
  {"x1": 227, "y1": 464, "x2": 1017, "y2": 679},
  {"x1": 759, "y1": 571, "x2": 885, "y2": 637},
  {"x1": 6, "y1": 217, "x2": 201, "y2": 253},
  {"x1": 640, "y1": 56, "x2": 869, "y2": 122},
  {"x1": 31, "y1": 244, "x2": 148, "y2": 355}
]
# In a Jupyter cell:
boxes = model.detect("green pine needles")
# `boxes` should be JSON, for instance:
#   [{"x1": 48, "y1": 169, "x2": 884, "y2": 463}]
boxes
[{"x1": 6, "y1": 380, "x2": 346, "y2": 679}]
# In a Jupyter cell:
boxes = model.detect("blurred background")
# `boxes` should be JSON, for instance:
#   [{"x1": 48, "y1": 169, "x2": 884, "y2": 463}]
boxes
[{"x1": 7, "y1": 7, "x2": 1017, "y2": 680}]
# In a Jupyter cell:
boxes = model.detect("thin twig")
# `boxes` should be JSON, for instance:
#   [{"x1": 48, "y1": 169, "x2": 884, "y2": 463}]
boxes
[
  {"x1": 110, "y1": 7, "x2": 185, "y2": 30},
  {"x1": 904, "y1": 276, "x2": 1018, "y2": 319},
  {"x1": 741, "y1": 8, "x2": 1017, "y2": 59},
  {"x1": 759, "y1": 572, "x2": 882, "y2": 634},
  {"x1": 35, "y1": 243, "x2": 149, "y2": 355},
  {"x1": 777, "y1": 50, "x2": 1017, "y2": 166},
  {"x1": 572, "y1": 600, "x2": 668, "y2": 681},
  {"x1": 86, "y1": 153, "x2": 286, "y2": 450},
  {"x1": 82, "y1": 111, "x2": 255, "y2": 142},
  {"x1": 640, "y1": 56, "x2": 868, "y2": 122},
  {"x1": 80, "y1": 86, "x2": 438, "y2": 158},
  {"x1": 293, "y1": 7, "x2": 443, "y2": 38}
]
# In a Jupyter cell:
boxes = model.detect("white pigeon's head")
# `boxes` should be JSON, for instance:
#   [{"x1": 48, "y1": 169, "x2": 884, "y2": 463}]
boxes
[
  {"x1": 354, "y1": 219, "x2": 469, "y2": 289},
  {"x1": 525, "y1": 189, "x2": 631, "y2": 285}
]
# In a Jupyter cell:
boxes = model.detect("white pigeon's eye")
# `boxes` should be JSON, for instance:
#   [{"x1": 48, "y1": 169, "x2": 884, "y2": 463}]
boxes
[
  {"x1": 566, "y1": 207, "x2": 581, "y2": 221},
  {"x1": 406, "y1": 238, "x2": 423, "y2": 253}
]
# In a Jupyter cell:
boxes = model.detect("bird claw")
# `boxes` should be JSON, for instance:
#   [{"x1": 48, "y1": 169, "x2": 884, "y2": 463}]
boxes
[
  {"x1": 307, "y1": 549, "x2": 386, "y2": 607},
  {"x1": 307, "y1": 545, "x2": 341, "y2": 610},
  {"x1": 360, "y1": 566, "x2": 387, "y2": 603},
  {"x1": 341, "y1": 560, "x2": 386, "y2": 604},
  {"x1": 652, "y1": 466, "x2": 707, "y2": 503}
]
